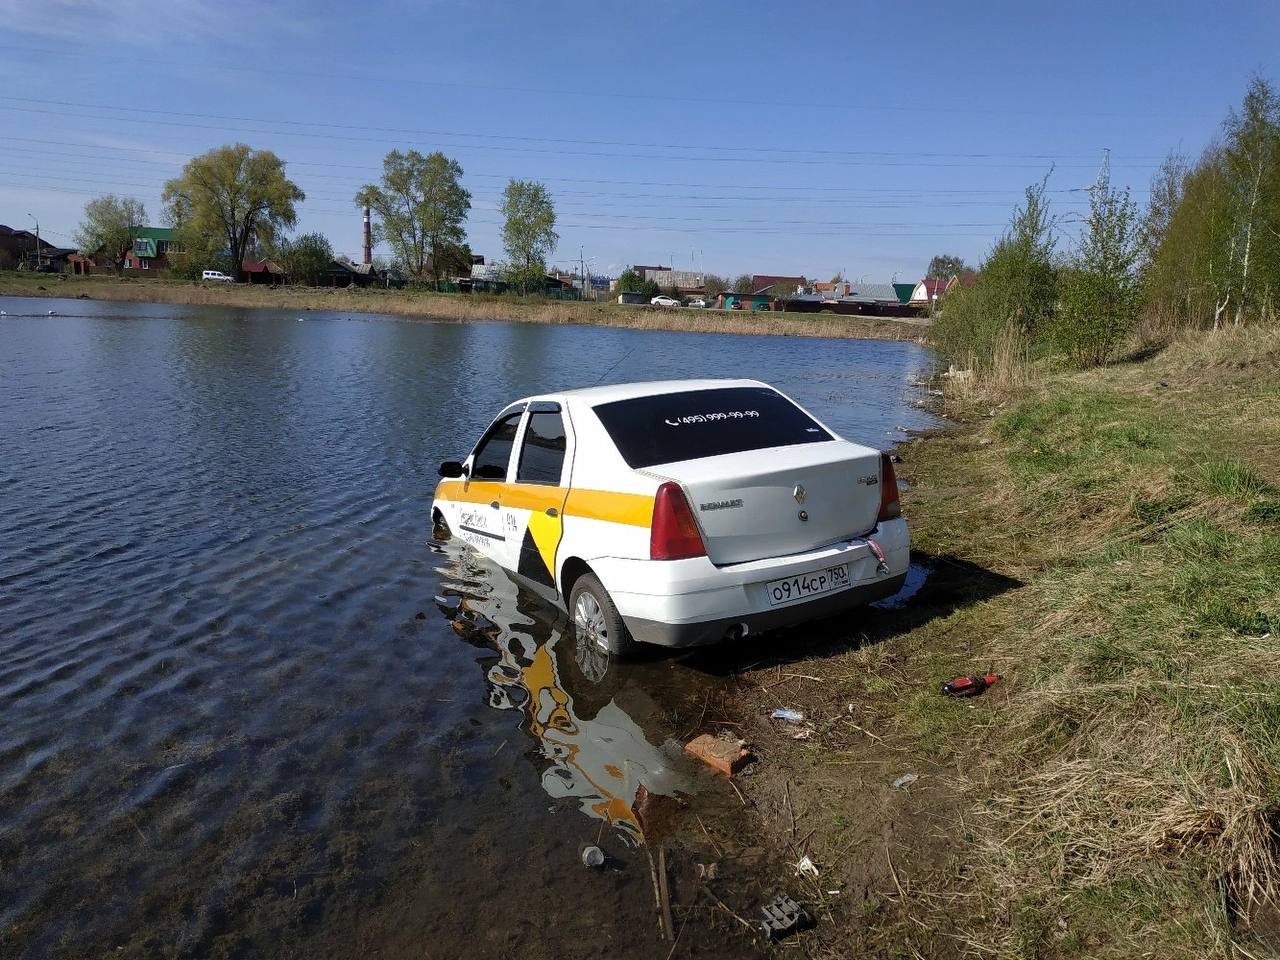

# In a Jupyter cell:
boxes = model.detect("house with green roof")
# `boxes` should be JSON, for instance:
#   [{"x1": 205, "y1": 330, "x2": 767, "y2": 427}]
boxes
[{"x1": 122, "y1": 227, "x2": 185, "y2": 273}]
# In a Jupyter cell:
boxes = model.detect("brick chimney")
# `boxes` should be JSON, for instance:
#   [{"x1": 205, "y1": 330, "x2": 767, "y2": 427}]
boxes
[{"x1": 362, "y1": 205, "x2": 372, "y2": 266}]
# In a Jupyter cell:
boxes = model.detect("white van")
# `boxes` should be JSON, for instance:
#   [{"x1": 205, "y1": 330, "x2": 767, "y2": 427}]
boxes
[
  {"x1": 201, "y1": 270, "x2": 234, "y2": 283},
  {"x1": 431, "y1": 379, "x2": 908, "y2": 655}
]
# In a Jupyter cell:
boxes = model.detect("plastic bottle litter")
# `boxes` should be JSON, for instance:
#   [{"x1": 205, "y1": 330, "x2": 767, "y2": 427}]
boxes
[
  {"x1": 771, "y1": 708, "x2": 805, "y2": 724},
  {"x1": 892, "y1": 773, "x2": 919, "y2": 790},
  {"x1": 581, "y1": 845, "x2": 605, "y2": 868}
]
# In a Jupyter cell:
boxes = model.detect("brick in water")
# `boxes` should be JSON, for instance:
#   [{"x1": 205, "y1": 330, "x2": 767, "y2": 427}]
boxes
[{"x1": 684, "y1": 734, "x2": 750, "y2": 776}]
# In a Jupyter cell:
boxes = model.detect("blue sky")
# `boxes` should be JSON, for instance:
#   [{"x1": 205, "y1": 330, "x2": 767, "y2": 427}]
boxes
[{"x1": 2, "y1": 0, "x2": 1276, "y2": 280}]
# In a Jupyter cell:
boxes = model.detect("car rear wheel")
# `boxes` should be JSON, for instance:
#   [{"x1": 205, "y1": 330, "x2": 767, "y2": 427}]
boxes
[{"x1": 570, "y1": 573, "x2": 636, "y2": 658}]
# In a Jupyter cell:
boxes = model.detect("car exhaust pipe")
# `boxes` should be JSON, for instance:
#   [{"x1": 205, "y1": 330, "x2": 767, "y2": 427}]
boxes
[{"x1": 724, "y1": 622, "x2": 750, "y2": 642}]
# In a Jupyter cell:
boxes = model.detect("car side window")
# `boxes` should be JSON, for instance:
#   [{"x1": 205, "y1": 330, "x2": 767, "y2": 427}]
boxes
[
  {"x1": 515, "y1": 411, "x2": 567, "y2": 485},
  {"x1": 471, "y1": 412, "x2": 522, "y2": 481}
]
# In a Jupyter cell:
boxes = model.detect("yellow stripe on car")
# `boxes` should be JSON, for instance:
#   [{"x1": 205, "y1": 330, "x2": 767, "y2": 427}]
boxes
[{"x1": 436, "y1": 480, "x2": 654, "y2": 528}]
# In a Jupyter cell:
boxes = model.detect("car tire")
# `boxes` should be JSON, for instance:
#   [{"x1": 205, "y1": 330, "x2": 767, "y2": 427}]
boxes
[{"x1": 569, "y1": 573, "x2": 636, "y2": 658}]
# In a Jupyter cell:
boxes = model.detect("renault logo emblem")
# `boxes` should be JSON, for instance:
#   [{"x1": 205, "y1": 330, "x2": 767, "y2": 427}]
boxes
[{"x1": 792, "y1": 484, "x2": 807, "y2": 505}]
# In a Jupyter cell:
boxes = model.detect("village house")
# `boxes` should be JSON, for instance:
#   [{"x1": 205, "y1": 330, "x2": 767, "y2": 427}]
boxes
[
  {"x1": 909, "y1": 277, "x2": 948, "y2": 305},
  {"x1": 750, "y1": 274, "x2": 807, "y2": 296},
  {"x1": 644, "y1": 270, "x2": 705, "y2": 295},
  {"x1": 120, "y1": 227, "x2": 185, "y2": 274},
  {"x1": 0, "y1": 224, "x2": 75, "y2": 271}
]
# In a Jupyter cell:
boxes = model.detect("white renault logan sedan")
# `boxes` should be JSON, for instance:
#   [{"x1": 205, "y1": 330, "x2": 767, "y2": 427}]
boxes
[{"x1": 432, "y1": 379, "x2": 908, "y2": 655}]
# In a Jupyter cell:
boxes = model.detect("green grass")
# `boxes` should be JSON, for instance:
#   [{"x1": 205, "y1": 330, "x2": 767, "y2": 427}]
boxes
[
  {"x1": 1199, "y1": 460, "x2": 1275, "y2": 499},
  {"x1": 1244, "y1": 500, "x2": 1280, "y2": 525},
  {"x1": 884, "y1": 329, "x2": 1280, "y2": 957}
]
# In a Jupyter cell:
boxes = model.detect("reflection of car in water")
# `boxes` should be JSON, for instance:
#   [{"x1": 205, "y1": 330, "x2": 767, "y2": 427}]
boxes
[{"x1": 433, "y1": 544, "x2": 687, "y2": 844}]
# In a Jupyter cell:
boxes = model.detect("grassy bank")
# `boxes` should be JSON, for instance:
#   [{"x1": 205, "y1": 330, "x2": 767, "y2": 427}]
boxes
[
  {"x1": 0, "y1": 272, "x2": 923, "y2": 342},
  {"x1": 709, "y1": 326, "x2": 1280, "y2": 957}
]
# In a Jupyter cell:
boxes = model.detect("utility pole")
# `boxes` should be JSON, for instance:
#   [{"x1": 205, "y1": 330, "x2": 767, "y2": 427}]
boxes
[{"x1": 27, "y1": 213, "x2": 40, "y2": 269}]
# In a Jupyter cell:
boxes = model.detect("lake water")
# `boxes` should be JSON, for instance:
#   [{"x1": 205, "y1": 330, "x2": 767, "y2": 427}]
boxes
[{"x1": 0, "y1": 298, "x2": 940, "y2": 959}]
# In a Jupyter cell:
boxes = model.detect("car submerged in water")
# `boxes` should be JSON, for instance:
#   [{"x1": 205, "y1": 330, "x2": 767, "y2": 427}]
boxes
[{"x1": 431, "y1": 379, "x2": 908, "y2": 656}]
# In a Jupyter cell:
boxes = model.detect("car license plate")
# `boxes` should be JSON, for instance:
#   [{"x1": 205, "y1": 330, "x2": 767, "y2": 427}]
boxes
[{"x1": 765, "y1": 564, "x2": 851, "y2": 606}]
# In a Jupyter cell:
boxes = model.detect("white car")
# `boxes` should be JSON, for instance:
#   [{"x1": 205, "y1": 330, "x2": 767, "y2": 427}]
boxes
[
  {"x1": 431, "y1": 379, "x2": 908, "y2": 655},
  {"x1": 650, "y1": 295, "x2": 680, "y2": 307},
  {"x1": 687, "y1": 298, "x2": 708, "y2": 308},
  {"x1": 201, "y1": 270, "x2": 234, "y2": 283}
]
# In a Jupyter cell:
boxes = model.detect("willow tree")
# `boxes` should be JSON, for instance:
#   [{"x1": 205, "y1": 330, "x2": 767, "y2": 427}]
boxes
[
  {"x1": 500, "y1": 179, "x2": 557, "y2": 293},
  {"x1": 162, "y1": 144, "x2": 303, "y2": 274},
  {"x1": 355, "y1": 150, "x2": 471, "y2": 287}
]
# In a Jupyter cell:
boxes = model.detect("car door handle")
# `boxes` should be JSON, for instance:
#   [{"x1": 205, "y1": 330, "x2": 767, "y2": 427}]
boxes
[
  {"x1": 490, "y1": 500, "x2": 500, "y2": 509},
  {"x1": 545, "y1": 507, "x2": 558, "y2": 517}
]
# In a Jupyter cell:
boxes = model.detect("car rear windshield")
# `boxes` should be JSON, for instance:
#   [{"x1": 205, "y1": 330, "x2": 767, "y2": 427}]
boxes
[{"x1": 592, "y1": 387, "x2": 833, "y2": 468}]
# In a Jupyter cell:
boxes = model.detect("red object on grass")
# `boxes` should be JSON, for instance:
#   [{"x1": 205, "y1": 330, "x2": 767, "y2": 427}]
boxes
[{"x1": 942, "y1": 672, "x2": 1001, "y2": 697}]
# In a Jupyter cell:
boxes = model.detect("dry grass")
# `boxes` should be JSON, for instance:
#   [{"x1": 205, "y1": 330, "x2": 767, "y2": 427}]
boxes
[{"x1": 0, "y1": 273, "x2": 924, "y2": 342}]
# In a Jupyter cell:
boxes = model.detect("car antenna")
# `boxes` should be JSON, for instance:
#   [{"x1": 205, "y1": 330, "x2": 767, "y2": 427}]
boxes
[{"x1": 590, "y1": 343, "x2": 636, "y2": 387}]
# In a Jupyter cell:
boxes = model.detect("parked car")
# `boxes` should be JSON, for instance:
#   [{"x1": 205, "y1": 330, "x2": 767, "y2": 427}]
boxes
[
  {"x1": 687, "y1": 298, "x2": 707, "y2": 308},
  {"x1": 201, "y1": 270, "x2": 235, "y2": 283},
  {"x1": 431, "y1": 379, "x2": 907, "y2": 657},
  {"x1": 650, "y1": 295, "x2": 680, "y2": 307}
]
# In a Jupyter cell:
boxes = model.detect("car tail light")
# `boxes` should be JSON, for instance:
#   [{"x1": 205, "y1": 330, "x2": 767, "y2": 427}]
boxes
[
  {"x1": 878, "y1": 453, "x2": 902, "y2": 522},
  {"x1": 650, "y1": 482, "x2": 707, "y2": 560}
]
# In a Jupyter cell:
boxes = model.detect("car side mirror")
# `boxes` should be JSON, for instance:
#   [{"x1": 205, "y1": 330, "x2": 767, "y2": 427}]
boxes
[{"x1": 438, "y1": 460, "x2": 464, "y2": 478}]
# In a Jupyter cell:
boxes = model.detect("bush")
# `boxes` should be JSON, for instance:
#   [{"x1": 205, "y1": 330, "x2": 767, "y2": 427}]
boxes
[
  {"x1": 932, "y1": 177, "x2": 1058, "y2": 372},
  {"x1": 1054, "y1": 176, "x2": 1142, "y2": 366}
]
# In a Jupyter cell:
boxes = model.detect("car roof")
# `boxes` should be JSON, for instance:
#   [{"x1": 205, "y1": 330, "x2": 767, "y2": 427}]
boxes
[{"x1": 544, "y1": 378, "x2": 770, "y2": 407}]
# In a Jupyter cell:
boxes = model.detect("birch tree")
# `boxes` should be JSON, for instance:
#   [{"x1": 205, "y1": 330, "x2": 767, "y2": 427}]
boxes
[
  {"x1": 500, "y1": 179, "x2": 557, "y2": 293},
  {"x1": 1222, "y1": 77, "x2": 1280, "y2": 326}
]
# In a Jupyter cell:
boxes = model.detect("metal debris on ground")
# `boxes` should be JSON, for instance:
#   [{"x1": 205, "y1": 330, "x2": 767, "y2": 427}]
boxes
[
  {"x1": 942, "y1": 671, "x2": 1001, "y2": 697},
  {"x1": 581, "y1": 845, "x2": 605, "y2": 868},
  {"x1": 771, "y1": 708, "x2": 804, "y2": 724},
  {"x1": 892, "y1": 773, "x2": 919, "y2": 790},
  {"x1": 760, "y1": 894, "x2": 814, "y2": 941}
]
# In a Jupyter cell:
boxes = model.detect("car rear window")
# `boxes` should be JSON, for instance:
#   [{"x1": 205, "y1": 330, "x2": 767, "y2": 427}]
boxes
[{"x1": 592, "y1": 387, "x2": 832, "y2": 468}]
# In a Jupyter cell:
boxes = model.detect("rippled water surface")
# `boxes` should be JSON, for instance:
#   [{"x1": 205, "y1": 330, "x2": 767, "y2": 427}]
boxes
[{"x1": 0, "y1": 298, "x2": 940, "y2": 959}]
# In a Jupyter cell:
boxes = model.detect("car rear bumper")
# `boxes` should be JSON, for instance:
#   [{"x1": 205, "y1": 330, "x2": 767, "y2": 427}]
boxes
[
  {"x1": 591, "y1": 517, "x2": 909, "y2": 648},
  {"x1": 623, "y1": 571, "x2": 907, "y2": 646}
]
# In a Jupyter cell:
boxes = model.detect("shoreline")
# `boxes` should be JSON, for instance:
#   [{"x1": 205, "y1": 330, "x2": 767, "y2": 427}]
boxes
[{"x1": 0, "y1": 273, "x2": 928, "y2": 343}]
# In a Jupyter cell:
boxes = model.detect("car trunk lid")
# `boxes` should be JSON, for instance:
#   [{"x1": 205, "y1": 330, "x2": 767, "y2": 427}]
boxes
[{"x1": 647, "y1": 441, "x2": 883, "y2": 565}]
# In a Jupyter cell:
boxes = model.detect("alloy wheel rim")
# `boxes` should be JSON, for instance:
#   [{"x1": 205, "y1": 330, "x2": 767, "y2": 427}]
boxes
[{"x1": 573, "y1": 593, "x2": 609, "y2": 653}]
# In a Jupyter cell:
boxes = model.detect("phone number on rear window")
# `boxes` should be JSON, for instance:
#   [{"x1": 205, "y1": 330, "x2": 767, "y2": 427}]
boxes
[{"x1": 664, "y1": 410, "x2": 760, "y2": 426}]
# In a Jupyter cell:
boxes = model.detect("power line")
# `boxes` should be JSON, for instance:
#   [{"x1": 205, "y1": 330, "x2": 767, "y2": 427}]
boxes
[
  {"x1": 0, "y1": 102, "x2": 1163, "y2": 170},
  {"x1": 0, "y1": 136, "x2": 1157, "y2": 195},
  {"x1": 0, "y1": 43, "x2": 1222, "y2": 121},
  {"x1": 0, "y1": 95, "x2": 1171, "y2": 162}
]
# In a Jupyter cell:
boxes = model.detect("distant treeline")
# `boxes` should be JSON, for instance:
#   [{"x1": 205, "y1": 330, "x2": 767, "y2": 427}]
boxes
[{"x1": 934, "y1": 77, "x2": 1280, "y2": 373}]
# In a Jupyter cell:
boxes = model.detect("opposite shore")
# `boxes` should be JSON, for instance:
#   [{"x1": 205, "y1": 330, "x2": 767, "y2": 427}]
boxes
[{"x1": 0, "y1": 273, "x2": 927, "y2": 343}]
